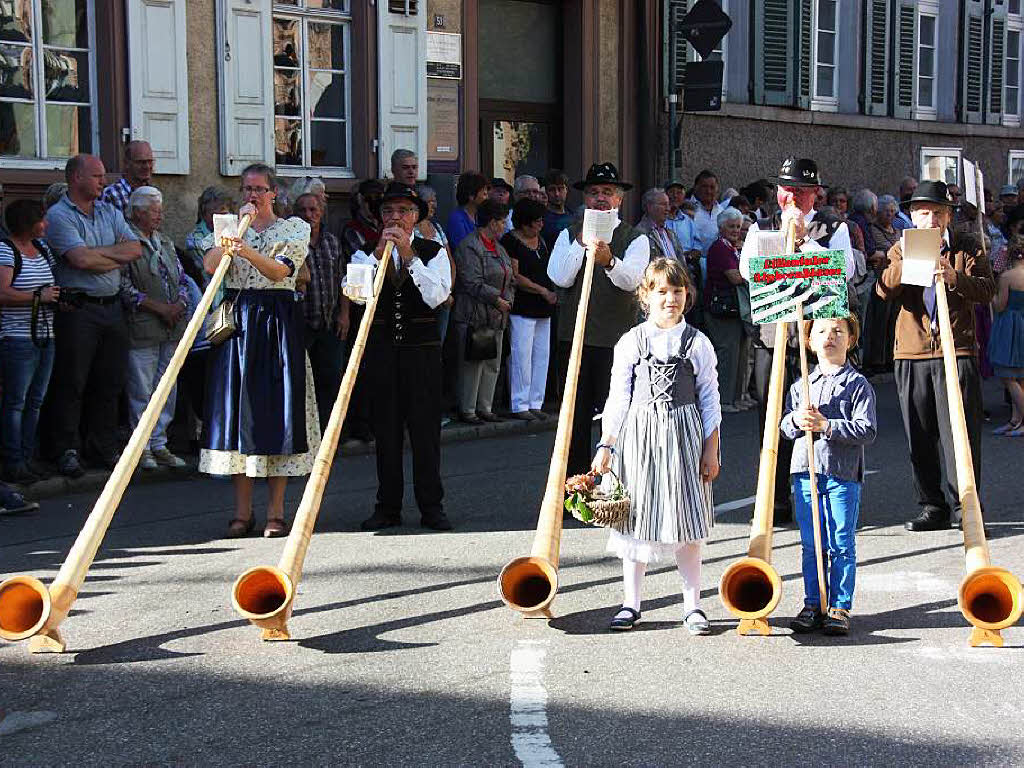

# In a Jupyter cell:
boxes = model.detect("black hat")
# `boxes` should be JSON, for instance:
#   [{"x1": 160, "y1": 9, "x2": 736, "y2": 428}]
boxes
[
  {"x1": 900, "y1": 180, "x2": 958, "y2": 211},
  {"x1": 770, "y1": 157, "x2": 822, "y2": 188},
  {"x1": 490, "y1": 177, "x2": 513, "y2": 193},
  {"x1": 373, "y1": 182, "x2": 429, "y2": 222},
  {"x1": 573, "y1": 162, "x2": 633, "y2": 191}
]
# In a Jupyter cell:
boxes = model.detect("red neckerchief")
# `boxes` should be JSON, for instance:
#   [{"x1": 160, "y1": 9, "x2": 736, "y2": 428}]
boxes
[{"x1": 479, "y1": 233, "x2": 497, "y2": 252}]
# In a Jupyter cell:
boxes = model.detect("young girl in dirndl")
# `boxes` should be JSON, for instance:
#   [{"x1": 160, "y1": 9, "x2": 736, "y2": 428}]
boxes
[{"x1": 592, "y1": 258, "x2": 722, "y2": 633}]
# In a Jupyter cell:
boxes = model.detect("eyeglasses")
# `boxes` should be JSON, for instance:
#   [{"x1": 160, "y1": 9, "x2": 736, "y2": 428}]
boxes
[
  {"x1": 242, "y1": 186, "x2": 271, "y2": 195},
  {"x1": 380, "y1": 205, "x2": 417, "y2": 217}
]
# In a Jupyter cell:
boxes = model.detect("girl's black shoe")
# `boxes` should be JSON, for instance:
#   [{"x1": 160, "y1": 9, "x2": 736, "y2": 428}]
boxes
[{"x1": 609, "y1": 607, "x2": 641, "y2": 631}]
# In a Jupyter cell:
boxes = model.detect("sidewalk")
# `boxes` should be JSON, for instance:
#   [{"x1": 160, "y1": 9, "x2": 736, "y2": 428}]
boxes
[{"x1": 13, "y1": 414, "x2": 559, "y2": 502}]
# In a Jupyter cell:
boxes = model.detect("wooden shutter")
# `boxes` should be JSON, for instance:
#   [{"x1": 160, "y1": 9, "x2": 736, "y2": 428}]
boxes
[
  {"x1": 377, "y1": 1, "x2": 427, "y2": 178},
  {"x1": 797, "y1": 0, "x2": 812, "y2": 108},
  {"x1": 963, "y1": 0, "x2": 985, "y2": 123},
  {"x1": 127, "y1": 0, "x2": 190, "y2": 174},
  {"x1": 893, "y1": 0, "x2": 916, "y2": 120},
  {"x1": 664, "y1": 0, "x2": 691, "y2": 98},
  {"x1": 988, "y1": 2, "x2": 1009, "y2": 124},
  {"x1": 864, "y1": 0, "x2": 891, "y2": 116},
  {"x1": 216, "y1": 0, "x2": 274, "y2": 176},
  {"x1": 754, "y1": 0, "x2": 795, "y2": 105}
]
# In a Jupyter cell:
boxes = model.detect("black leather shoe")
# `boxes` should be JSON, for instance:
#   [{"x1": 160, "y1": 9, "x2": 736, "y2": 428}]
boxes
[
  {"x1": 904, "y1": 510, "x2": 951, "y2": 531},
  {"x1": 790, "y1": 605, "x2": 823, "y2": 633},
  {"x1": 421, "y1": 512, "x2": 453, "y2": 531},
  {"x1": 361, "y1": 512, "x2": 401, "y2": 531}
]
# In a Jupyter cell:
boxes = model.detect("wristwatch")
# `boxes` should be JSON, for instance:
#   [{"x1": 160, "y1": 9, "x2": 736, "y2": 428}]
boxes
[{"x1": 605, "y1": 256, "x2": 617, "y2": 271}]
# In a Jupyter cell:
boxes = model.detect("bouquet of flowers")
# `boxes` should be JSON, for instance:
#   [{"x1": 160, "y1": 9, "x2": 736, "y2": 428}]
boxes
[{"x1": 563, "y1": 470, "x2": 630, "y2": 527}]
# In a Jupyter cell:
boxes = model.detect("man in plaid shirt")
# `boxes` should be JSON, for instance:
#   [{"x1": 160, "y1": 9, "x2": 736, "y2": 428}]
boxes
[
  {"x1": 101, "y1": 141, "x2": 155, "y2": 214},
  {"x1": 294, "y1": 190, "x2": 348, "y2": 431}
]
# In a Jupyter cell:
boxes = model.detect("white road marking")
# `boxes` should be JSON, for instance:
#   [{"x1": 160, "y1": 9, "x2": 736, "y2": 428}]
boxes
[
  {"x1": 0, "y1": 710, "x2": 58, "y2": 737},
  {"x1": 713, "y1": 495, "x2": 755, "y2": 514},
  {"x1": 510, "y1": 640, "x2": 563, "y2": 768},
  {"x1": 857, "y1": 571, "x2": 956, "y2": 594}
]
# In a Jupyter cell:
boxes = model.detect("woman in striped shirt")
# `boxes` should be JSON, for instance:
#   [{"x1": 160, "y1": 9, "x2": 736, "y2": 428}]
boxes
[
  {"x1": 0, "y1": 199, "x2": 60, "y2": 484},
  {"x1": 592, "y1": 258, "x2": 722, "y2": 634}
]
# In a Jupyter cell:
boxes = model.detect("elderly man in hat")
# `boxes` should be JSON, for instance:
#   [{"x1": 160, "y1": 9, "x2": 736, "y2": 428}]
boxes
[
  {"x1": 547, "y1": 162, "x2": 651, "y2": 474},
  {"x1": 877, "y1": 180, "x2": 995, "y2": 532},
  {"x1": 739, "y1": 157, "x2": 856, "y2": 523},
  {"x1": 348, "y1": 183, "x2": 454, "y2": 531}
]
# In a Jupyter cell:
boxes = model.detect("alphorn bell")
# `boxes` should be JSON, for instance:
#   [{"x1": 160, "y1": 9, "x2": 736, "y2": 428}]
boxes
[
  {"x1": 231, "y1": 241, "x2": 394, "y2": 640},
  {"x1": 498, "y1": 244, "x2": 599, "y2": 618},
  {"x1": 933, "y1": 276, "x2": 1022, "y2": 646},
  {"x1": 0, "y1": 214, "x2": 253, "y2": 652},
  {"x1": 718, "y1": 218, "x2": 797, "y2": 635}
]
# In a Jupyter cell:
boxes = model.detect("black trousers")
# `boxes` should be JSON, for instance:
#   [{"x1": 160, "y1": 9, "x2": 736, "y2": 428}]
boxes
[
  {"x1": 558, "y1": 342, "x2": 614, "y2": 476},
  {"x1": 894, "y1": 357, "x2": 983, "y2": 521},
  {"x1": 49, "y1": 301, "x2": 129, "y2": 457},
  {"x1": 752, "y1": 344, "x2": 799, "y2": 511},
  {"x1": 364, "y1": 341, "x2": 444, "y2": 518}
]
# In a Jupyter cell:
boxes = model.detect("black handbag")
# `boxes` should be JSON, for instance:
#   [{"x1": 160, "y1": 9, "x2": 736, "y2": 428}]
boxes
[
  {"x1": 708, "y1": 285, "x2": 740, "y2": 318},
  {"x1": 465, "y1": 325, "x2": 498, "y2": 361}
]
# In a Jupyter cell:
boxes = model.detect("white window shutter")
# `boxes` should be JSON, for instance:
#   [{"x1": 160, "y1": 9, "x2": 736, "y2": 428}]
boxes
[
  {"x1": 216, "y1": 0, "x2": 274, "y2": 176},
  {"x1": 127, "y1": 0, "x2": 190, "y2": 175},
  {"x1": 377, "y1": 2, "x2": 427, "y2": 178}
]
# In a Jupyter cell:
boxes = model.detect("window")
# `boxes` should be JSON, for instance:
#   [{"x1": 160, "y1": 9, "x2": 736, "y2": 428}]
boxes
[
  {"x1": 1009, "y1": 150, "x2": 1024, "y2": 185},
  {"x1": 920, "y1": 147, "x2": 961, "y2": 186},
  {"x1": 1007, "y1": 7, "x2": 1022, "y2": 126},
  {"x1": 811, "y1": 0, "x2": 838, "y2": 109},
  {"x1": 916, "y1": 10, "x2": 937, "y2": 118},
  {"x1": 0, "y1": 0, "x2": 97, "y2": 167},
  {"x1": 272, "y1": 0, "x2": 351, "y2": 173}
]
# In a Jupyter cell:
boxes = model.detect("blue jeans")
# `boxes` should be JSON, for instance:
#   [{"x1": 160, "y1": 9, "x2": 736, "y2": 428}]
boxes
[
  {"x1": 792, "y1": 472, "x2": 861, "y2": 610},
  {"x1": 0, "y1": 336, "x2": 56, "y2": 465}
]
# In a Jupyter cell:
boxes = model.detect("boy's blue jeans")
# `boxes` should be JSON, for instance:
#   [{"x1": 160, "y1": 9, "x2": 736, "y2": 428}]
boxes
[{"x1": 792, "y1": 472, "x2": 861, "y2": 611}]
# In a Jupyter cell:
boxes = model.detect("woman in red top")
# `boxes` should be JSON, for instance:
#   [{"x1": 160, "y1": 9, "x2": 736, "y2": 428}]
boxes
[{"x1": 704, "y1": 207, "x2": 748, "y2": 413}]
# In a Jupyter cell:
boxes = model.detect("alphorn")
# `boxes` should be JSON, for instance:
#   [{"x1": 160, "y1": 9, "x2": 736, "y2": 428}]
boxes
[
  {"x1": 231, "y1": 241, "x2": 394, "y2": 640},
  {"x1": 718, "y1": 218, "x2": 796, "y2": 635},
  {"x1": 498, "y1": 244, "x2": 598, "y2": 618},
  {"x1": 933, "y1": 276, "x2": 1022, "y2": 646},
  {"x1": 0, "y1": 213, "x2": 252, "y2": 652}
]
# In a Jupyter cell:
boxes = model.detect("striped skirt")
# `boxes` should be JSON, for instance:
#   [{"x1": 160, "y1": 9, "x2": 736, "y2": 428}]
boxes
[{"x1": 607, "y1": 402, "x2": 714, "y2": 563}]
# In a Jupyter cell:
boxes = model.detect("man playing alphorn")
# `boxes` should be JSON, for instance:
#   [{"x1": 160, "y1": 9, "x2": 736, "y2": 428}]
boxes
[
  {"x1": 349, "y1": 184, "x2": 454, "y2": 531},
  {"x1": 741, "y1": 157, "x2": 856, "y2": 523},
  {"x1": 547, "y1": 162, "x2": 651, "y2": 475},
  {"x1": 876, "y1": 180, "x2": 995, "y2": 532}
]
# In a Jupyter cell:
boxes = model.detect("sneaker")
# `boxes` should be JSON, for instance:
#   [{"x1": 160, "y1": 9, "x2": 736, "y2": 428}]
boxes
[
  {"x1": 57, "y1": 449, "x2": 85, "y2": 479},
  {"x1": 683, "y1": 608, "x2": 711, "y2": 635},
  {"x1": 151, "y1": 447, "x2": 187, "y2": 469},
  {"x1": 790, "y1": 605, "x2": 823, "y2": 633},
  {"x1": 822, "y1": 607, "x2": 851, "y2": 635},
  {"x1": 138, "y1": 450, "x2": 158, "y2": 471}
]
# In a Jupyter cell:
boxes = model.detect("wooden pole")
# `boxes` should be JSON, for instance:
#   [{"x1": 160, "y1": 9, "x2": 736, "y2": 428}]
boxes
[
  {"x1": 232, "y1": 242, "x2": 395, "y2": 640},
  {"x1": 498, "y1": 244, "x2": 598, "y2": 619},
  {"x1": 0, "y1": 214, "x2": 252, "y2": 652}
]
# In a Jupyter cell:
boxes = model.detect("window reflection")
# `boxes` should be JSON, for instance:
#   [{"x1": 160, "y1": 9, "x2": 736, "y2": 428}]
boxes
[{"x1": 0, "y1": 0, "x2": 33, "y2": 42}]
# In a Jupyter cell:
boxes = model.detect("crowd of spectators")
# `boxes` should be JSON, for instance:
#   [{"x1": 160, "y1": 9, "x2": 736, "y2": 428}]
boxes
[{"x1": 2, "y1": 143, "x2": 1023, "y2": 522}]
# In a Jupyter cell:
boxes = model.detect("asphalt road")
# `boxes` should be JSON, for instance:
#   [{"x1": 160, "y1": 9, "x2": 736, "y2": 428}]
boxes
[{"x1": 1, "y1": 377, "x2": 1023, "y2": 767}]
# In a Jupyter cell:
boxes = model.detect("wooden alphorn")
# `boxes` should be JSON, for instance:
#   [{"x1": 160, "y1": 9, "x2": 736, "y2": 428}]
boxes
[
  {"x1": 0, "y1": 214, "x2": 252, "y2": 653},
  {"x1": 933, "y1": 276, "x2": 1022, "y2": 646},
  {"x1": 497, "y1": 244, "x2": 598, "y2": 618},
  {"x1": 719, "y1": 218, "x2": 796, "y2": 635},
  {"x1": 231, "y1": 241, "x2": 394, "y2": 640}
]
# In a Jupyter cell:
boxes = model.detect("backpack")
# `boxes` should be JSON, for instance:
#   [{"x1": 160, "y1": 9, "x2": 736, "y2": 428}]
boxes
[{"x1": 1, "y1": 238, "x2": 55, "y2": 284}]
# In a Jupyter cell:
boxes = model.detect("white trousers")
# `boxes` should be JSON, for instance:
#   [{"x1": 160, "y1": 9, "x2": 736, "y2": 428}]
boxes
[
  {"x1": 127, "y1": 342, "x2": 178, "y2": 450},
  {"x1": 508, "y1": 315, "x2": 551, "y2": 413}
]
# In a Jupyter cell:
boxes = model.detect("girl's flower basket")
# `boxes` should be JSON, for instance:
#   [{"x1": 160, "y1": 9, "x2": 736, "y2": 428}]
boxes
[{"x1": 564, "y1": 470, "x2": 631, "y2": 527}]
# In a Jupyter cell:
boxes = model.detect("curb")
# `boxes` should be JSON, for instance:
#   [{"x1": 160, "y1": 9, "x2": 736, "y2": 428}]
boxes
[{"x1": 14, "y1": 414, "x2": 559, "y2": 503}]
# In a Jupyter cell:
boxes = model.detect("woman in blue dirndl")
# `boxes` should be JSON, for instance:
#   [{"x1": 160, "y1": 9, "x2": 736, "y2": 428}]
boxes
[{"x1": 201, "y1": 163, "x2": 321, "y2": 538}]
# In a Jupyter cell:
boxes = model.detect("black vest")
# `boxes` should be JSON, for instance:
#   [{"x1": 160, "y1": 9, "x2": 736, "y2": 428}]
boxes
[{"x1": 372, "y1": 237, "x2": 443, "y2": 347}]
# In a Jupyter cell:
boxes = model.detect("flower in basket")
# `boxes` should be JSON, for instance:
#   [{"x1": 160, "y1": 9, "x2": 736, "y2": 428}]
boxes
[{"x1": 564, "y1": 473, "x2": 598, "y2": 523}]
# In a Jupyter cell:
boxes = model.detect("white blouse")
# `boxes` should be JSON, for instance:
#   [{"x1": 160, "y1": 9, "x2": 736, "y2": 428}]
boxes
[
  {"x1": 601, "y1": 320, "x2": 722, "y2": 441},
  {"x1": 350, "y1": 233, "x2": 452, "y2": 309}
]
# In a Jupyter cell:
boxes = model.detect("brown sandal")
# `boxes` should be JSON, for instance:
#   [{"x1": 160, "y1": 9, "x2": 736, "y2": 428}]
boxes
[
  {"x1": 227, "y1": 517, "x2": 255, "y2": 538},
  {"x1": 263, "y1": 518, "x2": 288, "y2": 538}
]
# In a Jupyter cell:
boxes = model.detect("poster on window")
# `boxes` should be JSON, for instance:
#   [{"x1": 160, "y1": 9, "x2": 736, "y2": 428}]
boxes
[{"x1": 747, "y1": 250, "x2": 849, "y2": 325}]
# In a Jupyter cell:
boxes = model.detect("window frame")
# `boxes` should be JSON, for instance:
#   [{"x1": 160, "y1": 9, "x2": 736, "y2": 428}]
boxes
[
  {"x1": 1008, "y1": 149, "x2": 1024, "y2": 185},
  {"x1": 920, "y1": 146, "x2": 962, "y2": 186},
  {"x1": 810, "y1": 0, "x2": 839, "y2": 111},
  {"x1": 914, "y1": 1, "x2": 938, "y2": 121},
  {"x1": 272, "y1": 0, "x2": 355, "y2": 179},
  {"x1": 1005, "y1": 8, "x2": 1022, "y2": 127},
  {"x1": 0, "y1": 0, "x2": 101, "y2": 170}
]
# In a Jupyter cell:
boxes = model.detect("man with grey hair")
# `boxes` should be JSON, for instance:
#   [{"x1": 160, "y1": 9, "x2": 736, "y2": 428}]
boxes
[
  {"x1": 122, "y1": 185, "x2": 189, "y2": 470},
  {"x1": 391, "y1": 149, "x2": 419, "y2": 187},
  {"x1": 102, "y1": 140, "x2": 155, "y2": 214},
  {"x1": 45, "y1": 153, "x2": 141, "y2": 476},
  {"x1": 635, "y1": 187, "x2": 686, "y2": 264},
  {"x1": 503, "y1": 175, "x2": 544, "y2": 232}
]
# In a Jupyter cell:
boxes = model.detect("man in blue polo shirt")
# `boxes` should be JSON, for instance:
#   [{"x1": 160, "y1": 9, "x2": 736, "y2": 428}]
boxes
[{"x1": 45, "y1": 153, "x2": 141, "y2": 477}]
